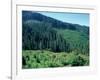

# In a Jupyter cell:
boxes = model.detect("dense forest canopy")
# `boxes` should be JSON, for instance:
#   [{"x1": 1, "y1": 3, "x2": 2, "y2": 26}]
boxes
[{"x1": 23, "y1": 20, "x2": 70, "y2": 52}]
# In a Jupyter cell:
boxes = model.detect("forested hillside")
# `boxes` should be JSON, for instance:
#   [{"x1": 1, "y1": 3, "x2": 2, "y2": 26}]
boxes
[
  {"x1": 22, "y1": 11, "x2": 89, "y2": 68},
  {"x1": 22, "y1": 11, "x2": 89, "y2": 34}
]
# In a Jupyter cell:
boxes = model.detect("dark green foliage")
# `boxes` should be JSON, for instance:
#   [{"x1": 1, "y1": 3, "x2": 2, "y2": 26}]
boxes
[
  {"x1": 22, "y1": 56, "x2": 26, "y2": 66},
  {"x1": 22, "y1": 20, "x2": 70, "y2": 52},
  {"x1": 70, "y1": 56, "x2": 86, "y2": 66}
]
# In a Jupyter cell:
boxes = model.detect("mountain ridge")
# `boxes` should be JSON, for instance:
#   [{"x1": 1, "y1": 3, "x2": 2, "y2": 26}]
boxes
[{"x1": 22, "y1": 11, "x2": 89, "y2": 34}]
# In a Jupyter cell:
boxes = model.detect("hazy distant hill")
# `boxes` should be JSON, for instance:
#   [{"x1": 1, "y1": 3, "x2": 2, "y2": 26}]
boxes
[{"x1": 22, "y1": 11, "x2": 89, "y2": 34}]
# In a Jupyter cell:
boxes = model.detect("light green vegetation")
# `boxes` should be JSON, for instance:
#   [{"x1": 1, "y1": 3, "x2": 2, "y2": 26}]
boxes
[
  {"x1": 56, "y1": 29, "x2": 89, "y2": 55},
  {"x1": 22, "y1": 50, "x2": 89, "y2": 68}
]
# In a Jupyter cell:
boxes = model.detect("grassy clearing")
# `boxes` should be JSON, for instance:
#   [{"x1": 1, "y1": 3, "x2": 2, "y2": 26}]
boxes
[{"x1": 22, "y1": 50, "x2": 89, "y2": 69}]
